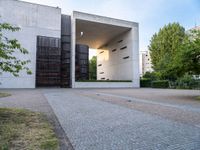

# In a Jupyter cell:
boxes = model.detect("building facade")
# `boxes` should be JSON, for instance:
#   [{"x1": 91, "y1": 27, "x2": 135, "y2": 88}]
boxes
[
  {"x1": 192, "y1": 25, "x2": 200, "y2": 30},
  {"x1": 0, "y1": 0, "x2": 139, "y2": 88},
  {"x1": 140, "y1": 51, "x2": 153, "y2": 76}
]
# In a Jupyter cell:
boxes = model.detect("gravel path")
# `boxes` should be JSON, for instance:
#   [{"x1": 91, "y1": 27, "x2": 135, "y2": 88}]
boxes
[{"x1": 44, "y1": 89, "x2": 200, "y2": 150}]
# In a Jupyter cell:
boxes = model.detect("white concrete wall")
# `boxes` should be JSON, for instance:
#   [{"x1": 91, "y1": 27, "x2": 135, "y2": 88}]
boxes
[
  {"x1": 0, "y1": 0, "x2": 61, "y2": 88},
  {"x1": 97, "y1": 30, "x2": 133, "y2": 80},
  {"x1": 131, "y1": 26, "x2": 140, "y2": 87},
  {"x1": 72, "y1": 11, "x2": 140, "y2": 88},
  {"x1": 97, "y1": 25, "x2": 140, "y2": 88},
  {"x1": 71, "y1": 13, "x2": 76, "y2": 88}
]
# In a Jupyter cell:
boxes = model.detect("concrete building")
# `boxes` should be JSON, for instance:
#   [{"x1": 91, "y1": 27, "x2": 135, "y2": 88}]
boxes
[
  {"x1": 191, "y1": 25, "x2": 200, "y2": 30},
  {"x1": 140, "y1": 51, "x2": 153, "y2": 76},
  {"x1": 187, "y1": 25, "x2": 200, "y2": 37},
  {"x1": 0, "y1": 0, "x2": 139, "y2": 88}
]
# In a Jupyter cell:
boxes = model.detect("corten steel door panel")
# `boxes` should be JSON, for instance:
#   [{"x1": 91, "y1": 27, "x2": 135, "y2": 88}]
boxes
[
  {"x1": 75, "y1": 44, "x2": 89, "y2": 81},
  {"x1": 36, "y1": 36, "x2": 61, "y2": 87},
  {"x1": 61, "y1": 15, "x2": 71, "y2": 87}
]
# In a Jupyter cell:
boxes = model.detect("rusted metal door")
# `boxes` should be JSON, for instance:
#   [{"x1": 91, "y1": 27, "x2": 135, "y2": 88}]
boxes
[{"x1": 36, "y1": 36, "x2": 61, "y2": 87}]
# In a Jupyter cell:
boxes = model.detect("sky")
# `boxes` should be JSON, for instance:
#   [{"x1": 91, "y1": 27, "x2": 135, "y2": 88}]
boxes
[{"x1": 23, "y1": 0, "x2": 200, "y2": 55}]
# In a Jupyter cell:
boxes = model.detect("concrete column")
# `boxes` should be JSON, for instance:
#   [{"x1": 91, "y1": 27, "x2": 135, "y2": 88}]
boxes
[
  {"x1": 131, "y1": 26, "x2": 140, "y2": 88},
  {"x1": 71, "y1": 17, "x2": 76, "y2": 88}
]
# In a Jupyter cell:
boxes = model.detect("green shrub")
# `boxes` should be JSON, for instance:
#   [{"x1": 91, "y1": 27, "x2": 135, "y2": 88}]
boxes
[
  {"x1": 190, "y1": 80, "x2": 200, "y2": 89},
  {"x1": 76, "y1": 80, "x2": 132, "y2": 82},
  {"x1": 176, "y1": 73, "x2": 200, "y2": 89},
  {"x1": 142, "y1": 71, "x2": 160, "y2": 81},
  {"x1": 140, "y1": 78, "x2": 152, "y2": 87},
  {"x1": 176, "y1": 79, "x2": 200, "y2": 89},
  {"x1": 152, "y1": 80, "x2": 169, "y2": 88}
]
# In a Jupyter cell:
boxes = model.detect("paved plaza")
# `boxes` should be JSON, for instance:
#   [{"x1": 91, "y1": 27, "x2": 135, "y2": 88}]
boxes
[{"x1": 0, "y1": 88, "x2": 200, "y2": 150}]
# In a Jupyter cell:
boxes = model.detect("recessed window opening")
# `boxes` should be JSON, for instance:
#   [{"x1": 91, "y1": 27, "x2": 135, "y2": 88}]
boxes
[
  {"x1": 99, "y1": 51, "x2": 104, "y2": 54},
  {"x1": 123, "y1": 56, "x2": 129, "y2": 59},
  {"x1": 98, "y1": 64, "x2": 102, "y2": 67},
  {"x1": 120, "y1": 46, "x2": 127, "y2": 50},
  {"x1": 117, "y1": 40, "x2": 123, "y2": 43},
  {"x1": 112, "y1": 49, "x2": 117, "y2": 52}
]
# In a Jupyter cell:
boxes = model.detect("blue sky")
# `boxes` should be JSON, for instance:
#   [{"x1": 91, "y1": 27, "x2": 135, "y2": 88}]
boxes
[{"x1": 23, "y1": 0, "x2": 200, "y2": 51}]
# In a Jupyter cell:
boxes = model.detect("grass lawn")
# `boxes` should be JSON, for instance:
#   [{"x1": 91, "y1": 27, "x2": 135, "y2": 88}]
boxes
[
  {"x1": 196, "y1": 96, "x2": 200, "y2": 101},
  {"x1": 0, "y1": 93, "x2": 11, "y2": 98},
  {"x1": 0, "y1": 108, "x2": 59, "y2": 150}
]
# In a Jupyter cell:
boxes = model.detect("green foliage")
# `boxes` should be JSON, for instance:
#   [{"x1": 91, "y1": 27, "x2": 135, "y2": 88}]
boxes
[
  {"x1": 149, "y1": 23, "x2": 186, "y2": 79},
  {"x1": 89, "y1": 56, "x2": 97, "y2": 80},
  {"x1": 142, "y1": 71, "x2": 160, "y2": 81},
  {"x1": 196, "y1": 96, "x2": 200, "y2": 101},
  {"x1": 140, "y1": 78, "x2": 151, "y2": 87},
  {"x1": 173, "y1": 29, "x2": 200, "y2": 77},
  {"x1": 141, "y1": 72, "x2": 200, "y2": 89},
  {"x1": 149, "y1": 23, "x2": 200, "y2": 80},
  {"x1": 175, "y1": 73, "x2": 200, "y2": 89},
  {"x1": 152, "y1": 80, "x2": 169, "y2": 88},
  {"x1": 141, "y1": 71, "x2": 162, "y2": 87},
  {"x1": 0, "y1": 21, "x2": 31, "y2": 76}
]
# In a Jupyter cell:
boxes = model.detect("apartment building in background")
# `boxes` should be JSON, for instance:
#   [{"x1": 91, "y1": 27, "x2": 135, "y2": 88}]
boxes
[{"x1": 140, "y1": 51, "x2": 153, "y2": 76}]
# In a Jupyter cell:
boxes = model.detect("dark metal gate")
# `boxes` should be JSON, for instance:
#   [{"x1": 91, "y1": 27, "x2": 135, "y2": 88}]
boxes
[
  {"x1": 61, "y1": 15, "x2": 71, "y2": 87},
  {"x1": 75, "y1": 44, "x2": 89, "y2": 81},
  {"x1": 36, "y1": 36, "x2": 61, "y2": 87}
]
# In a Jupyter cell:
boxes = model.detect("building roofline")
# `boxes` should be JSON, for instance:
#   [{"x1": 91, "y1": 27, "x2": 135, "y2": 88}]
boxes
[
  {"x1": 72, "y1": 11, "x2": 138, "y2": 28},
  {"x1": 189, "y1": 25, "x2": 200, "y2": 30},
  {"x1": 17, "y1": 0, "x2": 61, "y2": 10}
]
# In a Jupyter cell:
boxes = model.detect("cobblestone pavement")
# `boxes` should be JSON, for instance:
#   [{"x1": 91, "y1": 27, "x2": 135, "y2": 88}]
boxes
[{"x1": 44, "y1": 88, "x2": 200, "y2": 150}]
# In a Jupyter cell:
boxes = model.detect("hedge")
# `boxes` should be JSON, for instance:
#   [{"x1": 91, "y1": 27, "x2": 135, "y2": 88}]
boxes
[
  {"x1": 76, "y1": 80, "x2": 132, "y2": 82},
  {"x1": 176, "y1": 79, "x2": 200, "y2": 90},
  {"x1": 140, "y1": 78, "x2": 152, "y2": 87},
  {"x1": 152, "y1": 80, "x2": 169, "y2": 88}
]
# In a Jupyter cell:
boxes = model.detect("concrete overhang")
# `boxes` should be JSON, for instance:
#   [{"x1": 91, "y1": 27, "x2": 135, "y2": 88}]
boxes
[
  {"x1": 71, "y1": 11, "x2": 140, "y2": 88},
  {"x1": 73, "y1": 11, "x2": 138, "y2": 49}
]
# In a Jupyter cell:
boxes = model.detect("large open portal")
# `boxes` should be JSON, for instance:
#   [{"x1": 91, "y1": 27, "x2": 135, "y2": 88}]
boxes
[{"x1": 71, "y1": 11, "x2": 140, "y2": 88}]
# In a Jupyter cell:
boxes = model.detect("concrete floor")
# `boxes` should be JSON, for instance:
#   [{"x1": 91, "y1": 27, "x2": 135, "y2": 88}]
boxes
[{"x1": 0, "y1": 88, "x2": 200, "y2": 150}]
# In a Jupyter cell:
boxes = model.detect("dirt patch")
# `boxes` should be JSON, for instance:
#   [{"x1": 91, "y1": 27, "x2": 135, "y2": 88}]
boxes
[
  {"x1": 0, "y1": 108, "x2": 59, "y2": 150},
  {"x1": 0, "y1": 93, "x2": 11, "y2": 98},
  {"x1": 196, "y1": 96, "x2": 200, "y2": 101}
]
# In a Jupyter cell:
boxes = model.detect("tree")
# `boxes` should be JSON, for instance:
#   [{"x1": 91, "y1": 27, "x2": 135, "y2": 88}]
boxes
[
  {"x1": 149, "y1": 23, "x2": 186, "y2": 79},
  {"x1": 89, "y1": 56, "x2": 96, "y2": 80},
  {"x1": 173, "y1": 29, "x2": 200, "y2": 76},
  {"x1": 0, "y1": 22, "x2": 31, "y2": 76},
  {"x1": 142, "y1": 71, "x2": 161, "y2": 81}
]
